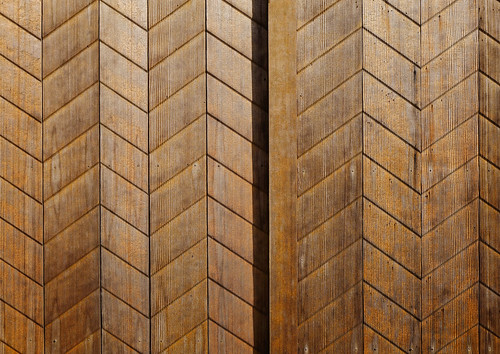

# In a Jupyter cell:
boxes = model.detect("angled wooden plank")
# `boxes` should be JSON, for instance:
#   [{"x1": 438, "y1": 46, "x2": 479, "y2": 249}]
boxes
[
  {"x1": 151, "y1": 240, "x2": 206, "y2": 315},
  {"x1": 42, "y1": 83, "x2": 99, "y2": 159},
  {"x1": 0, "y1": 220, "x2": 42, "y2": 283},
  {"x1": 43, "y1": 42, "x2": 98, "y2": 118},
  {"x1": 422, "y1": 115, "x2": 478, "y2": 191},
  {"x1": 364, "y1": 242, "x2": 421, "y2": 317},
  {"x1": 0, "y1": 97, "x2": 41, "y2": 159},
  {"x1": 364, "y1": 115, "x2": 420, "y2": 191},
  {"x1": 0, "y1": 14, "x2": 41, "y2": 78},
  {"x1": 298, "y1": 116, "x2": 361, "y2": 195},
  {"x1": 298, "y1": 156, "x2": 362, "y2": 238},
  {"x1": 299, "y1": 199, "x2": 362, "y2": 279},
  {"x1": 422, "y1": 285, "x2": 479, "y2": 352},
  {"x1": 101, "y1": 126, "x2": 148, "y2": 191},
  {"x1": 364, "y1": 200, "x2": 421, "y2": 276},
  {"x1": 208, "y1": 199, "x2": 268, "y2": 272},
  {"x1": 363, "y1": 30, "x2": 419, "y2": 105},
  {"x1": 0, "y1": 0, "x2": 41, "y2": 37},
  {"x1": 421, "y1": 73, "x2": 478, "y2": 149},
  {"x1": 44, "y1": 125, "x2": 99, "y2": 200},
  {"x1": 45, "y1": 290, "x2": 100, "y2": 353},
  {"x1": 363, "y1": 73, "x2": 420, "y2": 149},
  {"x1": 150, "y1": 116, "x2": 205, "y2": 191},
  {"x1": 101, "y1": 290, "x2": 149, "y2": 353},
  {"x1": 152, "y1": 281, "x2": 207, "y2": 352},
  {"x1": 101, "y1": 208, "x2": 148, "y2": 275},
  {"x1": 100, "y1": 84, "x2": 148, "y2": 152},
  {"x1": 151, "y1": 199, "x2": 206, "y2": 274},
  {"x1": 421, "y1": 0, "x2": 477, "y2": 65},
  {"x1": 422, "y1": 243, "x2": 479, "y2": 318},
  {"x1": 44, "y1": 249, "x2": 99, "y2": 324},
  {"x1": 298, "y1": 29, "x2": 362, "y2": 113},
  {"x1": 0, "y1": 137, "x2": 42, "y2": 201},
  {"x1": 297, "y1": 0, "x2": 361, "y2": 70},
  {"x1": 44, "y1": 208, "x2": 99, "y2": 282},
  {"x1": 100, "y1": 43, "x2": 147, "y2": 111},
  {"x1": 298, "y1": 283, "x2": 363, "y2": 353},
  {"x1": 149, "y1": 0, "x2": 204, "y2": 68},
  {"x1": 364, "y1": 284, "x2": 420, "y2": 353},
  {"x1": 208, "y1": 239, "x2": 268, "y2": 312},
  {"x1": 43, "y1": 166, "x2": 99, "y2": 240},
  {"x1": 0, "y1": 301, "x2": 43, "y2": 353},
  {"x1": 364, "y1": 157, "x2": 421, "y2": 233},
  {"x1": 100, "y1": 2, "x2": 147, "y2": 68},
  {"x1": 422, "y1": 199, "x2": 479, "y2": 275},
  {"x1": 42, "y1": 2, "x2": 98, "y2": 76},
  {"x1": 364, "y1": 0, "x2": 420, "y2": 64}
]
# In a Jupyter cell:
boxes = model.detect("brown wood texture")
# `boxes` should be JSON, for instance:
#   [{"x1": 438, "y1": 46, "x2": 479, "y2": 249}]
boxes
[
  {"x1": 1, "y1": 0, "x2": 498, "y2": 352},
  {"x1": 268, "y1": 0, "x2": 497, "y2": 353}
]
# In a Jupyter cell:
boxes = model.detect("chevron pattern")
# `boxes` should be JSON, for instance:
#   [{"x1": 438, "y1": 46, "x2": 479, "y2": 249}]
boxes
[
  {"x1": 42, "y1": 0, "x2": 101, "y2": 352},
  {"x1": 362, "y1": 0, "x2": 481, "y2": 351},
  {"x1": 206, "y1": 0, "x2": 269, "y2": 351},
  {"x1": 149, "y1": 0, "x2": 208, "y2": 351},
  {"x1": 0, "y1": 0, "x2": 43, "y2": 351},
  {"x1": 99, "y1": 0, "x2": 149, "y2": 351},
  {"x1": 295, "y1": 0, "x2": 363, "y2": 351},
  {"x1": 420, "y1": 0, "x2": 479, "y2": 351},
  {"x1": 479, "y1": 0, "x2": 500, "y2": 351},
  {"x1": 363, "y1": 0, "x2": 421, "y2": 349}
]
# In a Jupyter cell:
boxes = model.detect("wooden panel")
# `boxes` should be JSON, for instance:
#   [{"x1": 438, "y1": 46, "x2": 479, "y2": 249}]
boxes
[
  {"x1": 99, "y1": 2, "x2": 149, "y2": 350},
  {"x1": 0, "y1": 5, "x2": 44, "y2": 351},
  {"x1": 269, "y1": 0, "x2": 297, "y2": 351},
  {"x1": 42, "y1": 0, "x2": 100, "y2": 347},
  {"x1": 149, "y1": 2, "x2": 208, "y2": 350},
  {"x1": 207, "y1": 0, "x2": 269, "y2": 350}
]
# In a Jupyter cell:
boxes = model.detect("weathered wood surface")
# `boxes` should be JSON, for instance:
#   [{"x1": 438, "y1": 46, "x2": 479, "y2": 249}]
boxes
[
  {"x1": 269, "y1": 0, "x2": 495, "y2": 352},
  {"x1": 0, "y1": 0, "x2": 498, "y2": 352}
]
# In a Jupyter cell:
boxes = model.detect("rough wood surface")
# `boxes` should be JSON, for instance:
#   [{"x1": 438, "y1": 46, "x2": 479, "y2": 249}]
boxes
[{"x1": 0, "y1": 0, "x2": 498, "y2": 352}]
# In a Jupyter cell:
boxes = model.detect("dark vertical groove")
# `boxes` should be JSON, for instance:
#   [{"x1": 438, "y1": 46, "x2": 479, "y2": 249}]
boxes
[
  {"x1": 147, "y1": 0, "x2": 152, "y2": 351},
  {"x1": 98, "y1": 0, "x2": 102, "y2": 350},
  {"x1": 477, "y1": 9, "x2": 481, "y2": 352},
  {"x1": 361, "y1": 9, "x2": 365, "y2": 350},
  {"x1": 419, "y1": 0, "x2": 423, "y2": 350},
  {"x1": 205, "y1": 0, "x2": 209, "y2": 350},
  {"x1": 41, "y1": 0, "x2": 45, "y2": 351}
]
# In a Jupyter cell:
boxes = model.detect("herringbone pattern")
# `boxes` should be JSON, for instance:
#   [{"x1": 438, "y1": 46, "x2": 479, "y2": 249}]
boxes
[
  {"x1": 362, "y1": 0, "x2": 481, "y2": 351},
  {"x1": 295, "y1": 0, "x2": 363, "y2": 351},
  {"x1": 420, "y1": 0, "x2": 479, "y2": 350},
  {"x1": 149, "y1": 0, "x2": 208, "y2": 351},
  {"x1": 42, "y1": 0, "x2": 101, "y2": 351},
  {"x1": 363, "y1": 1, "x2": 421, "y2": 350},
  {"x1": 0, "y1": 1, "x2": 43, "y2": 351},
  {"x1": 99, "y1": 1, "x2": 149, "y2": 351},
  {"x1": 479, "y1": 0, "x2": 500, "y2": 350},
  {"x1": 206, "y1": 0, "x2": 269, "y2": 351}
]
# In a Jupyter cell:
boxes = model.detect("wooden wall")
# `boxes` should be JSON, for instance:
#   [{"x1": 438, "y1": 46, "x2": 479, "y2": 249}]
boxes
[
  {"x1": 0, "y1": 0, "x2": 498, "y2": 352},
  {"x1": 0, "y1": 0, "x2": 268, "y2": 352},
  {"x1": 270, "y1": 0, "x2": 499, "y2": 352}
]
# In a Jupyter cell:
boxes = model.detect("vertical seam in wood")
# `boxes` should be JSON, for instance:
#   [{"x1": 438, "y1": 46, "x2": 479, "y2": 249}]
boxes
[
  {"x1": 147, "y1": 0, "x2": 151, "y2": 351},
  {"x1": 419, "y1": 0, "x2": 423, "y2": 350},
  {"x1": 205, "y1": 0, "x2": 209, "y2": 349},
  {"x1": 41, "y1": 0, "x2": 45, "y2": 351},
  {"x1": 477, "y1": 9, "x2": 481, "y2": 351},
  {"x1": 98, "y1": 0, "x2": 102, "y2": 350}
]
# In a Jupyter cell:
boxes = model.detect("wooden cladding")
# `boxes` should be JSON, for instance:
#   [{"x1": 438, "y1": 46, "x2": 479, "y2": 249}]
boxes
[
  {"x1": 0, "y1": 0, "x2": 498, "y2": 353},
  {"x1": 269, "y1": 0, "x2": 499, "y2": 352},
  {"x1": 1, "y1": 0, "x2": 268, "y2": 352}
]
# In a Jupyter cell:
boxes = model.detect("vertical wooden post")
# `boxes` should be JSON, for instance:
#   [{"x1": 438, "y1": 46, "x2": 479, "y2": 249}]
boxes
[{"x1": 269, "y1": 1, "x2": 298, "y2": 352}]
